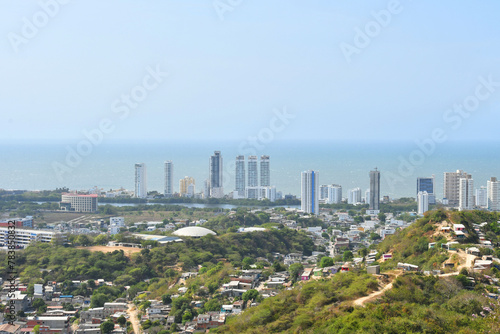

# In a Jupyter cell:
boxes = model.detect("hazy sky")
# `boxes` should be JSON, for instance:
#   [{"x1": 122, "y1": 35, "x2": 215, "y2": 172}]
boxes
[{"x1": 1, "y1": 1, "x2": 500, "y2": 143}]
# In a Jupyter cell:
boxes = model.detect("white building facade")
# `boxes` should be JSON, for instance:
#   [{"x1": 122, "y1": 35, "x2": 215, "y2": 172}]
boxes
[
  {"x1": 135, "y1": 163, "x2": 147, "y2": 198},
  {"x1": 417, "y1": 191, "x2": 429, "y2": 215},
  {"x1": 301, "y1": 170, "x2": 319, "y2": 214}
]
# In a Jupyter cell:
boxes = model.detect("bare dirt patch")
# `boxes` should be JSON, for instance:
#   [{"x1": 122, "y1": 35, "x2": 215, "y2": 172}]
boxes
[{"x1": 77, "y1": 246, "x2": 142, "y2": 257}]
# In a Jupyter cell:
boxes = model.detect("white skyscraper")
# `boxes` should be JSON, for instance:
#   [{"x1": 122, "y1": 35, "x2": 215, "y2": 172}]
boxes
[
  {"x1": 203, "y1": 179, "x2": 210, "y2": 199},
  {"x1": 327, "y1": 185, "x2": 342, "y2": 204},
  {"x1": 348, "y1": 188, "x2": 362, "y2": 205},
  {"x1": 248, "y1": 156, "x2": 258, "y2": 187},
  {"x1": 260, "y1": 155, "x2": 270, "y2": 187},
  {"x1": 475, "y1": 186, "x2": 488, "y2": 208},
  {"x1": 134, "y1": 163, "x2": 147, "y2": 198},
  {"x1": 487, "y1": 177, "x2": 500, "y2": 211},
  {"x1": 164, "y1": 161, "x2": 173, "y2": 197},
  {"x1": 364, "y1": 189, "x2": 370, "y2": 204},
  {"x1": 301, "y1": 170, "x2": 319, "y2": 214},
  {"x1": 261, "y1": 186, "x2": 276, "y2": 202},
  {"x1": 418, "y1": 191, "x2": 429, "y2": 215},
  {"x1": 235, "y1": 156, "x2": 245, "y2": 197},
  {"x1": 444, "y1": 170, "x2": 471, "y2": 207},
  {"x1": 320, "y1": 185, "x2": 329, "y2": 200},
  {"x1": 459, "y1": 178, "x2": 474, "y2": 211}
]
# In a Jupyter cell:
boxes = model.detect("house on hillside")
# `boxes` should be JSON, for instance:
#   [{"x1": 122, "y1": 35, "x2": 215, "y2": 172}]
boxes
[
  {"x1": 397, "y1": 263, "x2": 419, "y2": 271},
  {"x1": 301, "y1": 268, "x2": 312, "y2": 281},
  {"x1": 466, "y1": 247, "x2": 481, "y2": 256}
]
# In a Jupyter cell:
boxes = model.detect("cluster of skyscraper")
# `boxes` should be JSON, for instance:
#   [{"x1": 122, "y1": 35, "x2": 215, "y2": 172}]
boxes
[
  {"x1": 234, "y1": 155, "x2": 275, "y2": 201},
  {"x1": 416, "y1": 170, "x2": 500, "y2": 214},
  {"x1": 301, "y1": 169, "x2": 380, "y2": 214},
  {"x1": 137, "y1": 159, "x2": 500, "y2": 216},
  {"x1": 133, "y1": 152, "x2": 276, "y2": 200}
]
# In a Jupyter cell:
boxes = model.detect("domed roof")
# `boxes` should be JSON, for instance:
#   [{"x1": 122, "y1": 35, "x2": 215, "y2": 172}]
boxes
[{"x1": 172, "y1": 226, "x2": 217, "y2": 237}]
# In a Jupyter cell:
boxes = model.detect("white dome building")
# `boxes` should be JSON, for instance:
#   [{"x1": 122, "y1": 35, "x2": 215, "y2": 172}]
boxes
[{"x1": 172, "y1": 226, "x2": 217, "y2": 238}]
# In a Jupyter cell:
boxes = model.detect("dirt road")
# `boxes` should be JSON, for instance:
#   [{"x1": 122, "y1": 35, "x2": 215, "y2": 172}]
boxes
[
  {"x1": 353, "y1": 271, "x2": 402, "y2": 307},
  {"x1": 127, "y1": 303, "x2": 141, "y2": 334}
]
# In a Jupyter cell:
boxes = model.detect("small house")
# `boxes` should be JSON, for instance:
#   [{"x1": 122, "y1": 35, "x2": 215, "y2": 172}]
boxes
[{"x1": 301, "y1": 269, "x2": 312, "y2": 281}]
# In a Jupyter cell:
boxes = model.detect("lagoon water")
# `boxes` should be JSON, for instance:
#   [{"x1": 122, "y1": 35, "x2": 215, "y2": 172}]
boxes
[{"x1": 1, "y1": 140, "x2": 499, "y2": 200}]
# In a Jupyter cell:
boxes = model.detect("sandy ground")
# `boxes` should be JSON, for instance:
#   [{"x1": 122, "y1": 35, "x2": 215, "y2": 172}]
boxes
[
  {"x1": 76, "y1": 245, "x2": 142, "y2": 257},
  {"x1": 127, "y1": 303, "x2": 142, "y2": 334}
]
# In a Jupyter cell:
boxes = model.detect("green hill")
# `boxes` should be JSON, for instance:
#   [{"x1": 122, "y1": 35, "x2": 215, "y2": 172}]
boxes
[{"x1": 212, "y1": 210, "x2": 500, "y2": 333}]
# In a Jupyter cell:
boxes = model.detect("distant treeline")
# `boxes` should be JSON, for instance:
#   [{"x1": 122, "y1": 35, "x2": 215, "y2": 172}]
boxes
[{"x1": 100, "y1": 196, "x2": 301, "y2": 207}]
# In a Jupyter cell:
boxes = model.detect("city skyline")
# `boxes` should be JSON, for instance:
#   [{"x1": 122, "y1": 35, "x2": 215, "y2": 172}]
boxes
[{"x1": 126, "y1": 155, "x2": 500, "y2": 213}]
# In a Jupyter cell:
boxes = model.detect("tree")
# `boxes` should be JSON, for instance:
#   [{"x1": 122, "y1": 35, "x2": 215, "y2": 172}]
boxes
[
  {"x1": 162, "y1": 294, "x2": 172, "y2": 305},
  {"x1": 358, "y1": 247, "x2": 368, "y2": 258},
  {"x1": 76, "y1": 234, "x2": 91, "y2": 246},
  {"x1": 288, "y1": 263, "x2": 304, "y2": 281},
  {"x1": 319, "y1": 256, "x2": 334, "y2": 268},
  {"x1": 272, "y1": 261, "x2": 286, "y2": 273},
  {"x1": 32, "y1": 298, "x2": 47, "y2": 314},
  {"x1": 87, "y1": 279, "x2": 96, "y2": 289},
  {"x1": 100, "y1": 321, "x2": 115, "y2": 334},
  {"x1": 203, "y1": 299, "x2": 221, "y2": 312},
  {"x1": 242, "y1": 289, "x2": 259, "y2": 302},
  {"x1": 33, "y1": 325, "x2": 40, "y2": 334},
  {"x1": 94, "y1": 234, "x2": 108, "y2": 245},
  {"x1": 378, "y1": 212, "x2": 387, "y2": 222},
  {"x1": 182, "y1": 310, "x2": 193, "y2": 324},
  {"x1": 343, "y1": 251, "x2": 354, "y2": 262},
  {"x1": 117, "y1": 315, "x2": 127, "y2": 327},
  {"x1": 321, "y1": 232, "x2": 330, "y2": 239},
  {"x1": 90, "y1": 293, "x2": 109, "y2": 308}
]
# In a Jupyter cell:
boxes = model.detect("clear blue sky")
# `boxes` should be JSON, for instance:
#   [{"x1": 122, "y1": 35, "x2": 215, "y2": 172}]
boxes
[{"x1": 1, "y1": 1, "x2": 499, "y2": 143}]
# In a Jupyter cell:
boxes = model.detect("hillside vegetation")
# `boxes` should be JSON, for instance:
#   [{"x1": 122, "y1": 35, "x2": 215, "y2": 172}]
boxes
[{"x1": 212, "y1": 210, "x2": 500, "y2": 333}]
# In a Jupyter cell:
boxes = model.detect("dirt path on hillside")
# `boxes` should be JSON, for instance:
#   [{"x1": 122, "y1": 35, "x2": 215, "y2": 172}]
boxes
[
  {"x1": 354, "y1": 250, "x2": 478, "y2": 307},
  {"x1": 447, "y1": 249, "x2": 476, "y2": 272},
  {"x1": 127, "y1": 303, "x2": 141, "y2": 334},
  {"x1": 353, "y1": 270, "x2": 402, "y2": 307}
]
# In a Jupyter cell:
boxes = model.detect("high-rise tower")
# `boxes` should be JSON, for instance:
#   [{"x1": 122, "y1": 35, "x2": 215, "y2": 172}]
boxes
[
  {"x1": 260, "y1": 155, "x2": 270, "y2": 187},
  {"x1": 135, "y1": 163, "x2": 147, "y2": 198},
  {"x1": 209, "y1": 151, "x2": 223, "y2": 198},
  {"x1": 235, "y1": 155, "x2": 245, "y2": 197},
  {"x1": 444, "y1": 170, "x2": 471, "y2": 207},
  {"x1": 459, "y1": 178, "x2": 474, "y2": 211},
  {"x1": 417, "y1": 176, "x2": 435, "y2": 204},
  {"x1": 248, "y1": 156, "x2": 258, "y2": 187},
  {"x1": 301, "y1": 170, "x2": 319, "y2": 214},
  {"x1": 369, "y1": 169, "x2": 380, "y2": 210},
  {"x1": 164, "y1": 161, "x2": 173, "y2": 197}
]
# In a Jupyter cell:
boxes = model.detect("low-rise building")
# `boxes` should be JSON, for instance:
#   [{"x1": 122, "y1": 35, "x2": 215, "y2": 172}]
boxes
[
  {"x1": 60, "y1": 193, "x2": 98, "y2": 212},
  {"x1": 0, "y1": 228, "x2": 67, "y2": 248}
]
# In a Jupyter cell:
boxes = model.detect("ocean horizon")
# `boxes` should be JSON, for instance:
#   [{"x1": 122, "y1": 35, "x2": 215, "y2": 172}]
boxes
[{"x1": 1, "y1": 139, "x2": 499, "y2": 200}]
